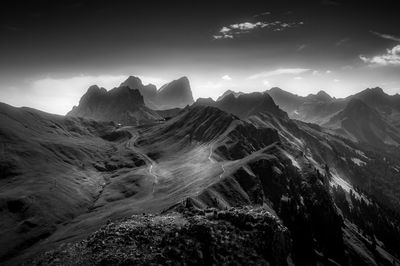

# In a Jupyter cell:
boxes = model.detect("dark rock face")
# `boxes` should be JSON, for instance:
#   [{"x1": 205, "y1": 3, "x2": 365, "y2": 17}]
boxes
[
  {"x1": 216, "y1": 89, "x2": 244, "y2": 101},
  {"x1": 120, "y1": 76, "x2": 194, "y2": 110},
  {"x1": 157, "y1": 76, "x2": 194, "y2": 109},
  {"x1": 120, "y1": 76, "x2": 158, "y2": 108},
  {"x1": 31, "y1": 207, "x2": 292, "y2": 266},
  {"x1": 68, "y1": 76, "x2": 195, "y2": 124},
  {"x1": 67, "y1": 85, "x2": 162, "y2": 125}
]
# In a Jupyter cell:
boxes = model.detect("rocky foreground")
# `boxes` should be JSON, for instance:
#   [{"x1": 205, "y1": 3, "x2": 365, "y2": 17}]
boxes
[{"x1": 31, "y1": 205, "x2": 291, "y2": 265}]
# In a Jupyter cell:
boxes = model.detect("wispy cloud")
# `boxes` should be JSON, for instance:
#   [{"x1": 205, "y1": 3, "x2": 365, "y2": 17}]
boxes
[
  {"x1": 253, "y1": 11, "x2": 271, "y2": 17},
  {"x1": 213, "y1": 20, "x2": 304, "y2": 40},
  {"x1": 248, "y1": 68, "x2": 310, "y2": 79},
  {"x1": 297, "y1": 44, "x2": 307, "y2": 51},
  {"x1": 336, "y1": 38, "x2": 350, "y2": 46},
  {"x1": 221, "y1": 75, "x2": 232, "y2": 81},
  {"x1": 371, "y1": 31, "x2": 400, "y2": 42},
  {"x1": 360, "y1": 45, "x2": 400, "y2": 66}
]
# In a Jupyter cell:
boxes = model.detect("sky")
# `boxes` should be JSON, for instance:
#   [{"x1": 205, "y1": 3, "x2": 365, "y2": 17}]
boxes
[{"x1": 1, "y1": 0, "x2": 400, "y2": 114}]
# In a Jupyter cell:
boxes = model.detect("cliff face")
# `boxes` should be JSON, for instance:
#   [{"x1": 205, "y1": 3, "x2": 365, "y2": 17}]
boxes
[
  {"x1": 156, "y1": 76, "x2": 194, "y2": 109},
  {"x1": 67, "y1": 85, "x2": 163, "y2": 125},
  {"x1": 120, "y1": 76, "x2": 194, "y2": 110}
]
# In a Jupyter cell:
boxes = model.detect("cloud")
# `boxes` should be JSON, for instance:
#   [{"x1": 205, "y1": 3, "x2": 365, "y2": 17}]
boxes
[
  {"x1": 254, "y1": 11, "x2": 271, "y2": 17},
  {"x1": 297, "y1": 44, "x2": 307, "y2": 51},
  {"x1": 360, "y1": 45, "x2": 400, "y2": 66},
  {"x1": 371, "y1": 31, "x2": 400, "y2": 42},
  {"x1": 221, "y1": 75, "x2": 232, "y2": 81},
  {"x1": 336, "y1": 38, "x2": 350, "y2": 46},
  {"x1": 326, "y1": 70, "x2": 332, "y2": 74},
  {"x1": 263, "y1": 80, "x2": 270, "y2": 86},
  {"x1": 294, "y1": 76, "x2": 303, "y2": 80},
  {"x1": 248, "y1": 68, "x2": 310, "y2": 79},
  {"x1": 213, "y1": 20, "x2": 304, "y2": 39},
  {"x1": 334, "y1": 79, "x2": 340, "y2": 82}
]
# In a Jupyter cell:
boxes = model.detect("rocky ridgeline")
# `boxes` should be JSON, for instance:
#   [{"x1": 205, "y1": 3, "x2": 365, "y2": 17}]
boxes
[{"x1": 31, "y1": 206, "x2": 291, "y2": 266}]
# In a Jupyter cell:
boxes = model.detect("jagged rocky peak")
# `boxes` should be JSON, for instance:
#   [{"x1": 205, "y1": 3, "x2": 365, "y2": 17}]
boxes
[
  {"x1": 108, "y1": 86, "x2": 145, "y2": 105},
  {"x1": 316, "y1": 90, "x2": 332, "y2": 100},
  {"x1": 367, "y1": 86, "x2": 385, "y2": 95},
  {"x1": 78, "y1": 85, "x2": 107, "y2": 105},
  {"x1": 157, "y1": 76, "x2": 194, "y2": 109},
  {"x1": 195, "y1": 97, "x2": 216, "y2": 106},
  {"x1": 159, "y1": 76, "x2": 191, "y2": 94},
  {"x1": 86, "y1": 84, "x2": 106, "y2": 94},
  {"x1": 120, "y1": 76, "x2": 144, "y2": 89},
  {"x1": 352, "y1": 87, "x2": 387, "y2": 101},
  {"x1": 66, "y1": 83, "x2": 164, "y2": 125},
  {"x1": 306, "y1": 90, "x2": 332, "y2": 102},
  {"x1": 217, "y1": 90, "x2": 244, "y2": 101},
  {"x1": 120, "y1": 76, "x2": 157, "y2": 98}
]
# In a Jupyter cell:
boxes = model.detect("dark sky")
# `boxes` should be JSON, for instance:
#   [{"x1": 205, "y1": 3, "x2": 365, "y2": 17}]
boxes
[{"x1": 1, "y1": 0, "x2": 400, "y2": 114}]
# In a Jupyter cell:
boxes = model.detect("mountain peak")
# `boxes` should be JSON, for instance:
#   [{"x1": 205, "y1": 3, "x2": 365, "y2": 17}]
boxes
[
  {"x1": 120, "y1": 76, "x2": 144, "y2": 90},
  {"x1": 159, "y1": 76, "x2": 189, "y2": 92},
  {"x1": 86, "y1": 85, "x2": 106, "y2": 94},
  {"x1": 368, "y1": 87, "x2": 384, "y2": 94},
  {"x1": 269, "y1": 87, "x2": 284, "y2": 93},
  {"x1": 316, "y1": 90, "x2": 331, "y2": 97},
  {"x1": 313, "y1": 90, "x2": 332, "y2": 101},
  {"x1": 217, "y1": 90, "x2": 244, "y2": 101},
  {"x1": 157, "y1": 76, "x2": 194, "y2": 109}
]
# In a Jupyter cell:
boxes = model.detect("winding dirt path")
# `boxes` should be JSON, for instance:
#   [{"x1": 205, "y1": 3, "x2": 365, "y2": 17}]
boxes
[
  {"x1": 208, "y1": 142, "x2": 225, "y2": 179},
  {"x1": 124, "y1": 128, "x2": 159, "y2": 193}
]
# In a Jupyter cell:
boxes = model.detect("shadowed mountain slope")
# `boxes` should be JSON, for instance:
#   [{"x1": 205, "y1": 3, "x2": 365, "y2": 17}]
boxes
[
  {"x1": 120, "y1": 76, "x2": 194, "y2": 110},
  {"x1": 324, "y1": 98, "x2": 400, "y2": 146},
  {"x1": 0, "y1": 102, "x2": 141, "y2": 263},
  {"x1": 195, "y1": 91, "x2": 288, "y2": 120},
  {"x1": 67, "y1": 85, "x2": 163, "y2": 125}
]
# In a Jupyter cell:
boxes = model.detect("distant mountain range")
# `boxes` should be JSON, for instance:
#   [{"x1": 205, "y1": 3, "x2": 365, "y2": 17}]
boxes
[
  {"x1": 68, "y1": 76, "x2": 194, "y2": 124},
  {"x1": 67, "y1": 76, "x2": 400, "y2": 148},
  {"x1": 2, "y1": 76, "x2": 400, "y2": 265},
  {"x1": 221, "y1": 86, "x2": 400, "y2": 147}
]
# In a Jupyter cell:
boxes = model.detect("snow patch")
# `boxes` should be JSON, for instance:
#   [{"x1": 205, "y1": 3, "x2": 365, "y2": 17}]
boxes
[
  {"x1": 329, "y1": 170, "x2": 370, "y2": 205},
  {"x1": 351, "y1": 158, "x2": 366, "y2": 166},
  {"x1": 330, "y1": 171, "x2": 352, "y2": 193},
  {"x1": 355, "y1": 150, "x2": 368, "y2": 160}
]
